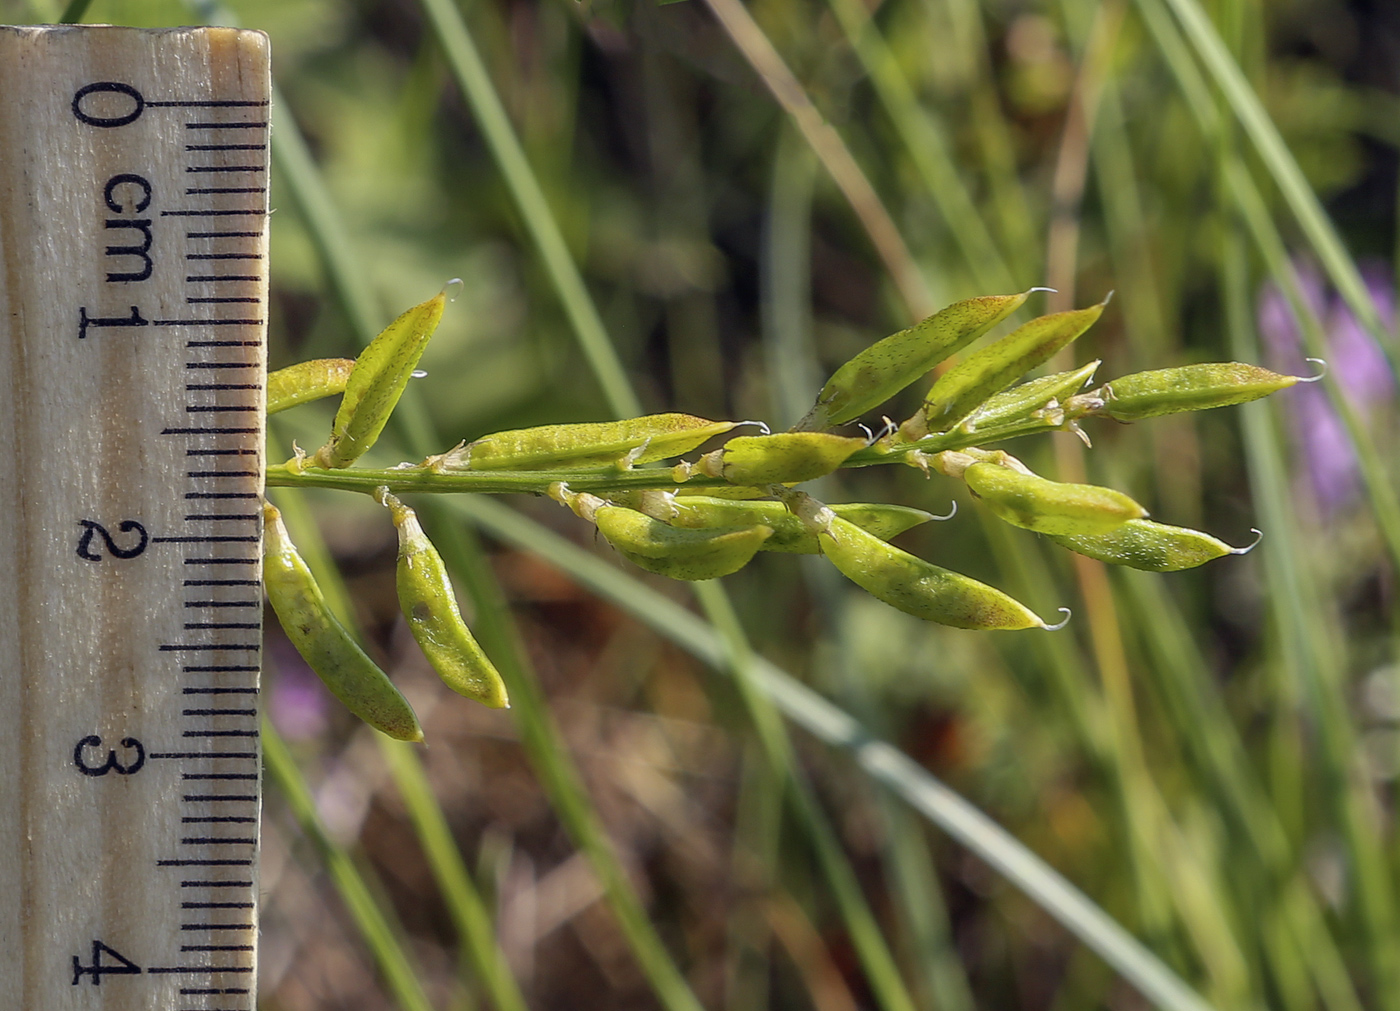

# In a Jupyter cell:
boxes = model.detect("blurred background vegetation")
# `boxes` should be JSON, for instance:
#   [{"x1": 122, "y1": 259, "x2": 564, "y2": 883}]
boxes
[{"x1": 7, "y1": 0, "x2": 1400, "y2": 1007}]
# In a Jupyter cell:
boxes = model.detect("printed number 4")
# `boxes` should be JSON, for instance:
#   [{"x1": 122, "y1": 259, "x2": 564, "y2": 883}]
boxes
[{"x1": 72, "y1": 940, "x2": 140, "y2": 985}]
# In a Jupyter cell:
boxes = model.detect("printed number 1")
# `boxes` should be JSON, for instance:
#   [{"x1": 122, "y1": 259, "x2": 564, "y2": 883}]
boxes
[{"x1": 71, "y1": 940, "x2": 140, "y2": 985}]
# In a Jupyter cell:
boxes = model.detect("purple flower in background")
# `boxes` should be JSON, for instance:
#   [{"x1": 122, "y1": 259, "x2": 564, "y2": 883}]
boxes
[
  {"x1": 1257, "y1": 262, "x2": 1396, "y2": 515},
  {"x1": 268, "y1": 636, "x2": 330, "y2": 741}
]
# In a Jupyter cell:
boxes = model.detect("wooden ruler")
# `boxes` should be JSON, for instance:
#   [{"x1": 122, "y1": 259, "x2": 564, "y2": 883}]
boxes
[{"x1": 0, "y1": 26, "x2": 269, "y2": 1011}]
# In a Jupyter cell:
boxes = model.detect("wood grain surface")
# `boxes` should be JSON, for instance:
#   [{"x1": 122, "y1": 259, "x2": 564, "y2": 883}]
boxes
[{"x1": 0, "y1": 25, "x2": 268, "y2": 1011}]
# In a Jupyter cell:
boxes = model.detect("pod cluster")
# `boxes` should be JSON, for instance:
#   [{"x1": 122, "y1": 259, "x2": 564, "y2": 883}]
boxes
[{"x1": 263, "y1": 287, "x2": 1311, "y2": 734}]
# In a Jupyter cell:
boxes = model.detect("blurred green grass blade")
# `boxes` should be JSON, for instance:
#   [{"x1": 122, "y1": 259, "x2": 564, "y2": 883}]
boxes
[
  {"x1": 412, "y1": 4, "x2": 920, "y2": 1003},
  {"x1": 442, "y1": 494, "x2": 1219, "y2": 1011},
  {"x1": 724, "y1": 744, "x2": 780, "y2": 1011},
  {"x1": 381, "y1": 741, "x2": 530, "y2": 1011},
  {"x1": 263, "y1": 723, "x2": 437, "y2": 1011},
  {"x1": 271, "y1": 487, "x2": 524, "y2": 1010},
  {"x1": 760, "y1": 134, "x2": 966, "y2": 1007},
  {"x1": 1219, "y1": 231, "x2": 1400, "y2": 1008},
  {"x1": 761, "y1": 126, "x2": 822, "y2": 430},
  {"x1": 1143, "y1": 0, "x2": 1399, "y2": 369},
  {"x1": 762, "y1": 120, "x2": 975, "y2": 1011},
  {"x1": 928, "y1": 0, "x2": 1041, "y2": 268},
  {"x1": 418, "y1": 512, "x2": 708, "y2": 1011},
  {"x1": 416, "y1": 0, "x2": 641, "y2": 418},
  {"x1": 1223, "y1": 159, "x2": 1400, "y2": 572},
  {"x1": 700, "y1": 0, "x2": 935, "y2": 318},
  {"x1": 822, "y1": 0, "x2": 1016, "y2": 293},
  {"x1": 1126, "y1": 0, "x2": 1400, "y2": 576},
  {"x1": 58, "y1": 0, "x2": 92, "y2": 22},
  {"x1": 269, "y1": 68, "x2": 704, "y2": 1011},
  {"x1": 1118, "y1": 566, "x2": 1364, "y2": 1011},
  {"x1": 697, "y1": 582, "x2": 919, "y2": 1011},
  {"x1": 269, "y1": 83, "x2": 381, "y2": 349}
]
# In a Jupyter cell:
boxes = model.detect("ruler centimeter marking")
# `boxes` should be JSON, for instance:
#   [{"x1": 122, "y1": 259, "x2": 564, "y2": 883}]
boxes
[{"x1": 0, "y1": 26, "x2": 269, "y2": 1010}]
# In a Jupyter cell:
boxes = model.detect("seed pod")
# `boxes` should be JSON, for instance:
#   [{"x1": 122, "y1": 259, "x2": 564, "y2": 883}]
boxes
[
  {"x1": 701, "y1": 432, "x2": 867, "y2": 485},
  {"x1": 379, "y1": 492, "x2": 509, "y2": 709},
  {"x1": 659, "y1": 495, "x2": 936, "y2": 553},
  {"x1": 594, "y1": 505, "x2": 772, "y2": 580},
  {"x1": 429, "y1": 414, "x2": 745, "y2": 471},
  {"x1": 798, "y1": 291, "x2": 1030, "y2": 429},
  {"x1": 906, "y1": 300, "x2": 1106, "y2": 437},
  {"x1": 1097, "y1": 363, "x2": 1302, "y2": 421},
  {"x1": 1050, "y1": 519, "x2": 1259, "y2": 571},
  {"x1": 267, "y1": 359, "x2": 356, "y2": 415},
  {"x1": 675, "y1": 484, "x2": 772, "y2": 500},
  {"x1": 313, "y1": 291, "x2": 447, "y2": 468},
  {"x1": 962, "y1": 360, "x2": 1101, "y2": 431},
  {"x1": 262, "y1": 501, "x2": 423, "y2": 742},
  {"x1": 962, "y1": 461, "x2": 1147, "y2": 536},
  {"x1": 811, "y1": 512, "x2": 1048, "y2": 629}
]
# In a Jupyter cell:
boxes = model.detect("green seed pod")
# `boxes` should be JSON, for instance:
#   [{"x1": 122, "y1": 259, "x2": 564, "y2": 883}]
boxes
[
  {"x1": 313, "y1": 291, "x2": 447, "y2": 468},
  {"x1": 1097, "y1": 362, "x2": 1305, "y2": 421},
  {"x1": 267, "y1": 358, "x2": 356, "y2": 415},
  {"x1": 808, "y1": 509, "x2": 1050, "y2": 630},
  {"x1": 962, "y1": 461, "x2": 1148, "y2": 536},
  {"x1": 379, "y1": 492, "x2": 509, "y2": 709},
  {"x1": 658, "y1": 495, "x2": 937, "y2": 553},
  {"x1": 962, "y1": 360, "x2": 1101, "y2": 431},
  {"x1": 429, "y1": 414, "x2": 746, "y2": 471},
  {"x1": 675, "y1": 484, "x2": 772, "y2": 500},
  {"x1": 1051, "y1": 519, "x2": 1260, "y2": 571},
  {"x1": 798, "y1": 291, "x2": 1031, "y2": 429},
  {"x1": 906, "y1": 300, "x2": 1106, "y2": 437},
  {"x1": 702, "y1": 432, "x2": 867, "y2": 485},
  {"x1": 594, "y1": 505, "x2": 773, "y2": 580},
  {"x1": 262, "y1": 501, "x2": 423, "y2": 742}
]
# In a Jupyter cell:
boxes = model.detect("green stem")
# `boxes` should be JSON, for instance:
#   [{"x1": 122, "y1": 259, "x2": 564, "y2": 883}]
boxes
[{"x1": 262, "y1": 414, "x2": 1082, "y2": 498}]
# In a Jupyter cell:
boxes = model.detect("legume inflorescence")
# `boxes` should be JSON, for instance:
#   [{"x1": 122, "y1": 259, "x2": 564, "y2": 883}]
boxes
[{"x1": 264, "y1": 288, "x2": 1311, "y2": 738}]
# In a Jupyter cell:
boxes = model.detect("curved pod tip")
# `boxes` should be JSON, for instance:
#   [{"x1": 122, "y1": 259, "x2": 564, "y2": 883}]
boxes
[
  {"x1": 1041, "y1": 607, "x2": 1072, "y2": 631},
  {"x1": 1299, "y1": 358, "x2": 1327, "y2": 382},
  {"x1": 1230, "y1": 528, "x2": 1264, "y2": 555}
]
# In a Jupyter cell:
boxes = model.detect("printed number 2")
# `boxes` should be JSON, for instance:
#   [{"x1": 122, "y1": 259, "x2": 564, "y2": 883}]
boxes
[
  {"x1": 76, "y1": 520, "x2": 148, "y2": 561},
  {"x1": 72, "y1": 940, "x2": 140, "y2": 985}
]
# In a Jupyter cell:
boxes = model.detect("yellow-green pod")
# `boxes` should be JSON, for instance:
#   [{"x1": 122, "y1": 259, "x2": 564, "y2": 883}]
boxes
[
  {"x1": 675, "y1": 483, "x2": 771, "y2": 500},
  {"x1": 379, "y1": 493, "x2": 509, "y2": 708},
  {"x1": 1099, "y1": 363, "x2": 1303, "y2": 421},
  {"x1": 663, "y1": 496, "x2": 936, "y2": 553},
  {"x1": 267, "y1": 358, "x2": 355, "y2": 415},
  {"x1": 963, "y1": 360, "x2": 1101, "y2": 431},
  {"x1": 430, "y1": 414, "x2": 744, "y2": 471},
  {"x1": 799, "y1": 291, "x2": 1030, "y2": 429},
  {"x1": 1051, "y1": 520, "x2": 1259, "y2": 571},
  {"x1": 907, "y1": 300, "x2": 1106, "y2": 437},
  {"x1": 962, "y1": 461, "x2": 1147, "y2": 536},
  {"x1": 709, "y1": 432, "x2": 867, "y2": 485},
  {"x1": 594, "y1": 505, "x2": 772, "y2": 580},
  {"x1": 262, "y1": 501, "x2": 423, "y2": 742},
  {"x1": 813, "y1": 512, "x2": 1049, "y2": 629},
  {"x1": 313, "y1": 291, "x2": 447, "y2": 468}
]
